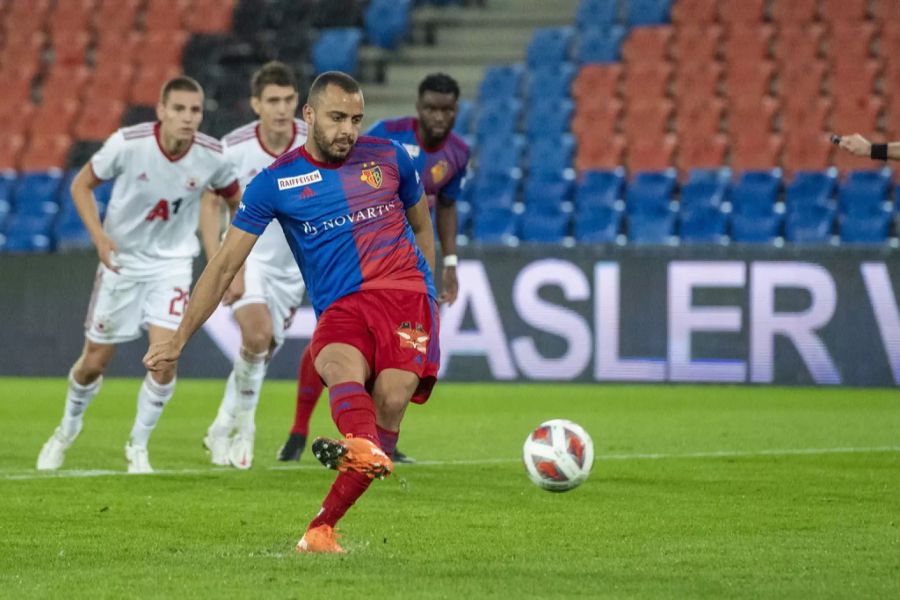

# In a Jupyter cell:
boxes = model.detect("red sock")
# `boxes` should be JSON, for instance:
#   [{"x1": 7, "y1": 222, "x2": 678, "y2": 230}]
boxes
[
  {"x1": 376, "y1": 425, "x2": 399, "y2": 457},
  {"x1": 291, "y1": 346, "x2": 325, "y2": 435},
  {"x1": 309, "y1": 470, "x2": 372, "y2": 529}
]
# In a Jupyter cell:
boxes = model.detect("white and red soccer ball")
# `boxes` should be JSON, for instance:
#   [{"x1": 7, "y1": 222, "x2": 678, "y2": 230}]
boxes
[{"x1": 523, "y1": 419, "x2": 594, "y2": 492}]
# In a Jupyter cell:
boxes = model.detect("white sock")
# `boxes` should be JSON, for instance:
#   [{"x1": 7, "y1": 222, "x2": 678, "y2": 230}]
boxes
[
  {"x1": 61, "y1": 370, "x2": 103, "y2": 439},
  {"x1": 232, "y1": 349, "x2": 267, "y2": 436},
  {"x1": 129, "y1": 375, "x2": 175, "y2": 448},
  {"x1": 208, "y1": 372, "x2": 239, "y2": 437}
]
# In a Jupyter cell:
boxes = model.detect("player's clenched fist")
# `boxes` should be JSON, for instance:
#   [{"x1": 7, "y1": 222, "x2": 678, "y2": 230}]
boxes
[
  {"x1": 838, "y1": 133, "x2": 872, "y2": 157},
  {"x1": 143, "y1": 340, "x2": 183, "y2": 371}
]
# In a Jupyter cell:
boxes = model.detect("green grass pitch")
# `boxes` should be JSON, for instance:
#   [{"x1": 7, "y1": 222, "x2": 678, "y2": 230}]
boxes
[{"x1": 0, "y1": 377, "x2": 898, "y2": 599}]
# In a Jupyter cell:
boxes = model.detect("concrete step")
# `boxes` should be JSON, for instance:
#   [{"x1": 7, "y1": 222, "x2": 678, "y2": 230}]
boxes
[{"x1": 394, "y1": 44, "x2": 523, "y2": 66}]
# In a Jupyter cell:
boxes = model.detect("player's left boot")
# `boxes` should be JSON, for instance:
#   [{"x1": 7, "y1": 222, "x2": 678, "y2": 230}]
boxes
[
  {"x1": 203, "y1": 430, "x2": 231, "y2": 466},
  {"x1": 392, "y1": 448, "x2": 416, "y2": 464},
  {"x1": 125, "y1": 441, "x2": 153, "y2": 474},
  {"x1": 277, "y1": 432, "x2": 307, "y2": 461},
  {"x1": 296, "y1": 525, "x2": 345, "y2": 554},
  {"x1": 36, "y1": 424, "x2": 82, "y2": 471},
  {"x1": 228, "y1": 434, "x2": 254, "y2": 470},
  {"x1": 311, "y1": 435, "x2": 393, "y2": 480}
]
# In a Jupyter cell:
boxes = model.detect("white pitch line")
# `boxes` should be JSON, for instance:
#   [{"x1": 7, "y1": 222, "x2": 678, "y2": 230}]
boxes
[{"x1": 1, "y1": 446, "x2": 898, "y2": 481}]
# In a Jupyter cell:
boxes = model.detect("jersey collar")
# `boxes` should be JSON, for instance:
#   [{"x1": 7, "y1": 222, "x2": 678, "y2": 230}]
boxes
[
  {"x1": 414, "y1": 118, "x2": 449, "y2": 153},
  {"x1": 299, "y1": 144, "x2": 347, "y2": 169},
  {"x1": 154, "y1": 122, "x2": 193, "y2": 162},
  {"x1": 257, "y1": 121, "x2": 297, "y2": 158}
]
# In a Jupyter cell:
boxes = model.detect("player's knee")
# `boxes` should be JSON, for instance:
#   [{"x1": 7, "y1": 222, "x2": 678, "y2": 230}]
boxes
[
  {"x1": 148, "y1": 366, "x2": 177, "y2": 386},
  {"x1": 242, "y1": 328, "x2": 273, "y2": 354}
]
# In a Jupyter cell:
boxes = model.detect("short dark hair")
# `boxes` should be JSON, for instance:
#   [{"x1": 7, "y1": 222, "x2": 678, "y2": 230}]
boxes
[
  {"x1": 418, "y1": 73, "x2": 460, "y2": 99},
  {"x1": 307, "y1": 71, "x2": 362, "y2": 105},
  {"x1": 251, "y1": 61, "x2": 298, "y2": 98},
  {"x1": 160, "y1": 75, "x2": 203, "y2": 104}
]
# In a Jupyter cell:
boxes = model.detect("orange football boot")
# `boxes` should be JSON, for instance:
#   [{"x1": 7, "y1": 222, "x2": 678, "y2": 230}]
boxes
[
  {"x1": 311, "y1": 435, "x2": 394, "y2": 480},
  {"x1": 296, "y1": 525, "x2": 345, "y2": 554}
]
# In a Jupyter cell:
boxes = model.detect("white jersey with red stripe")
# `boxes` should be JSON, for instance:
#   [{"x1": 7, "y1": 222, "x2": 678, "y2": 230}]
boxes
[
  {"x1": 90, "y1": 122, "x2": 239, "y2": 280},
  {"x1": 222, "y1": 119, "x2": 308, "y2": 276}
]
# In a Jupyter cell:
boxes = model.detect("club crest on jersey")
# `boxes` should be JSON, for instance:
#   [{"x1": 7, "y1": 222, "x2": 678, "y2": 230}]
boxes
[
  {"x1": 395, "y1": 321, "x2": 429, "y2": 354},
  {"x1": 360, "y1": 162, "x2": 383, "y2": 189},
  {"x1": 185, "y1": 177, "x2": 199, "y2": 190},
  {"x1": 430, "y1": 159, "x2": 449, "y2": 184},
  {"x1": 278, "y1": 170, "x2": 323, "y2": 190}
]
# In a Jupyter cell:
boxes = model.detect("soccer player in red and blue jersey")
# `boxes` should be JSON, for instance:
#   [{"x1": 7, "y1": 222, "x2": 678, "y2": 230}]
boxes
[
  {"x1": 144, "y1": 71, "x2": 439, "y2": 554},
  {"x1": 280, "y1": 73, "x2": 469, "y2": 464}
]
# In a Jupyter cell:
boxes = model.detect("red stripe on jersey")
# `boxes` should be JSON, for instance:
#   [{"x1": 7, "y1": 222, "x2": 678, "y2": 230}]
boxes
[{"x1": 214, "y1": 179, "x2": 240, "y2": 198}]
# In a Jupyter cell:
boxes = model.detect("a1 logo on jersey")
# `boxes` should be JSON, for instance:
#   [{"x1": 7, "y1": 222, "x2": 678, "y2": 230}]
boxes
[{"x1": 146, "y1": 198, "x2": 183, "y2": 221}]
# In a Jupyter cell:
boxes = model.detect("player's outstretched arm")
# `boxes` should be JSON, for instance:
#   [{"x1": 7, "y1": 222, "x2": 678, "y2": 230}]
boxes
[
  {"x1": 435, "y1": 195, "x2": 459, "y2": 305},
  {"x1": 198, "y1": 190, "x2": 226, "y2": 261},
  {"x1": 70, "y1": 163, "x2": 119, "y2": 272},
  {"x1": 835, "y1": 133, "x2": 900, "y2": 161},
  {"x1": 143, "y1": 226, "x2": 258, "y2": 371},
  {"x1": 406, "y1": 194, "x2": 436, "y2": 274}
]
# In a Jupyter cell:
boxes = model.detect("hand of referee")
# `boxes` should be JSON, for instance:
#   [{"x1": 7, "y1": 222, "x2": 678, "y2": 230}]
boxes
[{"x1": 838, "y1": 133, "x2": 872, "y2": 157}]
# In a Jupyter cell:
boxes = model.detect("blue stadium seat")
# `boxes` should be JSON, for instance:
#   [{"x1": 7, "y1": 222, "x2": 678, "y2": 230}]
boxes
[
  {"x1": 472, "y1": 207, "x2": 518, "y2": 244},
  {"x1": 526, "y1": 64, "x2": 577, "y2": 103},
  {"x1": 469, "y1": 172, "x2": 519, "y2": 209},
  {"x1": 519, "y1": 206, "x2": 569, "y2": 243},
  {"x1": 575, "y1": 205, "x2": 621, "y2": 243},
  {"x1": 730, "y1": 170, "x2": 782, "y2": 216},
  {"x1": 575, "y1": 168, "x2": 625, "y2": 211},
  {"x1": 626, "y1": 170, "x2": 677, "y2": 214},
  {"x1": 785, "y1": 204, "x2": 835, "y2": 244},
  {"x1": 576, "y1": 26, "x2": 626, "y2": 64},
  {"x1": 680, "y1": 207, "x2": 727, "y2": 244},
  {"x1": 0, "y1": 171, "x2": 14, "y2": 210},
  {"x1": 477, "y1": 135, "x2": 525, "y2": 177},
  {"x1": 785, "y1": 170, "x2": 836, "y2": 210},
  {"x1": 474, "y1": 99, "x2": 522, "y2": 144},
  {"x1": 478, "y1": 65, "x2": 524, "y2": 105},
  {"x1": 364, "y1": 0, "x2": 411, "y2": 50},
  {"x1": 627, "y1": 210, "x2": 676, "y2": 245},
  {"x1": 453, "y1": 99, "x2": 474, "y2": 135},
  {"x1": 0, "y1": 230, "x2": 53, "y2": 253},
  {"x1": 312, "y1": 28, "x2": 363, "y2": 75},
  {"x1": 523, "y1": 174, "x2": 573, "y2": 212},
  {"x1": 576, "y1": 0, "x2": 619, "y2": 29},
  {"x1": 680, "y1": 179, "x2": 727, "y2": 214},
  {"x1": 839, "y1": 169, "x2": 892, "y2": 216},
  {"x1": 626, "y1": 0, "x2": 671, "y2": 26},
  {"x1": 528, "y1": 134, "x2": 575, "y2": 177},
  {"x1": 525, "y1": 98, "x2": 573, "y2": 140},
  {"x1": 1, "y1": 212, "x2": 56, "y2": 253},
  {"x1": 730, "y1": 212, "x2": 782, "y2": 244},
  {"x1": 12, "y1": 171, "x2": 63, "y2": 215},
  {"x1": 455, "y1": 200, "x2": 473, "y2": 235},
  {"x1": 526, "y1": 27, "x2": 575, "y2": 69},
  {"x1": 840, "y1": 211, "x2": 891, "y2": 244},
  {"x1": 686, "y1": 167, "x2": 732, "y2": 185}
]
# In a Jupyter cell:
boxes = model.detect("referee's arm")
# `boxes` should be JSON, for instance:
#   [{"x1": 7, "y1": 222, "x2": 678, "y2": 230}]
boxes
[{"x1": 836, "y1": 133, "x2": 900, "y2": 161}]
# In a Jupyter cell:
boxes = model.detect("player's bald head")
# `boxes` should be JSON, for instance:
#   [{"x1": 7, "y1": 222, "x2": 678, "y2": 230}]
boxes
[{"x1": 307, "y1": 71, "x2": 363, "y2": 108}]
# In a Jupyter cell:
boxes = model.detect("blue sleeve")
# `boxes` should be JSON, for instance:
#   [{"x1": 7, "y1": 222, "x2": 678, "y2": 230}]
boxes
[
  {"x1": 232, "y1": 169, "x2": 277, "y2": 235},
  {"x1": 366, "y1": 120, "x2": 387, "y2": 137},
  {"x1": 393, "y1": 141, "x2": 425, "y2": 209}
]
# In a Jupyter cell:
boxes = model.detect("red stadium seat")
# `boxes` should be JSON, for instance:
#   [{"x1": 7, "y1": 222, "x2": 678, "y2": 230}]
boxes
[
  {"x1": 671, "y1": 25, "x2": 722, "y2": 64},
  {"x1": 831, "y1": 96, "x2": 884, "y2": 134},
  {"x1": 827, "y1": 23, "x2": 877, "y2": 63},
  {"x1": 718, "y1": 0, "x2": 766, "y2": 24},
  {"x1": 728, "y1": 96, "x2": 779, "y2": 133},
  {"x1": 5, "y1": 0, "x2": 52, "y2": 32},
  {"x1": 829, "y1": 60, "x2": 880, "y2": 101},
  {"x1": 130, "y1": 64, "x2": 180, "y2": 106},
  {"x1": 185, "y1": 0, "x2": 235, "y2": 33},
  {"x1": 622, "y1": 63, "x2": 672, "y2": 101},
  {"x1": 820, "y1": 0, "x2": 869, "y2": 23},
  {"x1": 572, "y1": 65, "x2": 622, "y2": 105},
  {"x1": 143, "y1": 0, "x2": 190, "y2": 31},
  {"x1": 1, "y1": 31, "x2": 47, "y2": 76},
  {"x1": 723, "y1": 24, "x2": 774, "y2": 63},
  {"x1": 137, "y1": 31, "x2": 189, "y2": 69},
  {"x1": 94, "y1": 0, "x2": 141, "y2": 33},
  {"x1": 42, "y1": 65, "x2": 92, "y2": 100},
  {"x1": 781, "y1": 96, "x2": 832, "y2": 137},
  {"x1": 730, "y1": 132, "x2": 783, "y2": 171},
  {"x1": 572, "y1": 98, "x2": 623, "y2": 141},
  {"x1": 74, "y1": 100, "x2": 125, "y2": 141},
  {"x1": 771, "y1": 0, "x2": 818, "y2": 24},
  {"x1": 678, "y1": 134, "x2": 727, "y2": 171},
  {"x1": 673, "y1": 63, "x2": 722, "y2": 105},
  {"x1": 671, "y1": 0, "x2": 717, "y2": 25},
  {"x1": 881, "y1": 26, "x2": 900, "y2": 57},
  {"x1": 774, "y1": 25, "x2": 824, "y2": 67},
  {"x1": 48, "y1": 0, "x2": 94, "y2": 34},
  {"x1": 86, "y1": 63, "x2": 135, "y2": 104},
  {"x1": 93, "y1": 32, "x2": 144, "y2": 73},
  {"x1": 30, "y1": 97, "x2": 81, "y2": 137},
  {"x1": 885, "y1": 96, "x2": 900, "y2": 138},
  {"x1": 675, "y1": 96, "x2": 724, "y2": 138},
  {"x1": 0, "y1": 134, "x2": 27, "y2": 170},
  {"x1": 623, "y1": 99, "x2": 673, "y2": 139},
  {"x1": 723, "y1": 61, "x2": 774, "y2": 100},
  {"x1": 777, "y1": 60, "x2": 827, "y2": 101},
  {"x1": 874, "y1": 0, "x2": 900, "y2": 23},
  {"x1": 51, "y1": 31, "x2": 90, "y2": 67},
  {"x1": 622, "y1": 26, "x2": 673, "y2": 64},
  {"x1": 0, "y1": 102, "x2": 37, "y2": 139},
  {"x1": 577, "y1": 134, "x2": 626, "y2": 171},
  {"x1": 783, "y1": 135, "x2": 834, "y2": 175},
  {"x1": 20, "y1": 133, "x2": 71, "y2": 170},
  {"x1": 627, "y1": 135, "x2": 676, "y2": 172}
]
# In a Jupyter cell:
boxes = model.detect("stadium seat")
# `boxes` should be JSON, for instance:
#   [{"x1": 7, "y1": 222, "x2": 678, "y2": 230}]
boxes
[
  {"x1": 785, "y1": 171, "x2": 837, "y2": 210},
  {"x1": 575, "y1": 168, "x2": 625, "y2": 211},
  {"x1": 722, "y1": 25, "x2": 774, "y2": 62},
  {"x1": 728, "y1": 96, "x2": 779, "y2": 134},
  {"x1": 676, "y1": 97, "x2": 724, "y2": 138},
  {"x1": 20, "y1": 135, "x2": 72, "y2": 171},
  {"x1": 874, "y1": 0, "x2": 900, "y2": 23},
  {"x1": 472, "y1": 207, "x2": 518, "y2": 245},
  {"x1": 130, "y1": 65, "x2": 181, "y2": 106},
  {"x1": 626, "y1": 170, "x2": 677, "y2": 214},
  {"x1": 185, "y1": 0, "x2": 235, "y2": 33},
  {"x1": 42, "y1": 65, "x2": 92, "y2": 101},
  {"x1": 469, "y1": 172, "x2": 519, "y2": 209},
  {"x1": 723, "y1": 61, "x2": 774, "y2": 100},
  {"x1": 48, "y1": 0, "x2": 93, "y2": 33},
  {"x1": 312, "y1": 28, "x2": 363, "y2": 75},
  {"x1": 771, "y1": 0, "x2": 818, "y2": 24},
  {"x1": 478, "y1": 65, "x2": 524, "y2": 105},
  {"x1": 453, "y1": 99, "x2": 474, "y2": 135},
  {"x1": 623, "y1": 99, "x2": 673, "y2": 139},
  {"x1": 12, "y1": 171, "x2": 63, "y2": 214},
  {"x1": 718, "y1": 0, "x2": 766, "y2": 24},
  {"x1": 526, "y1": 64, "x2": 577, "y2": 103},
  {"x1": 30, "y1": 98, "x2": 80, "y2": 138},
  {"x1": 94, "y1": 31, "x2": 145, "y2": 73},
  {"x1": 782, "y1": 136, "x2": 834, "y2": 175},
  {"x1": 572, "y1": 64, "x2": 622, "y2": 104},
  {"x1": 576, "y1": 26, "x2": 626, "y2": 64},
  {"x1": 678, "y1": 134, "x2": 728, "y2": 171},
  {"x1": 476, "y1": 135, "x2": 525, "y2": 178},
  {"x1": 523, "y1": 174, "x2": 573, "y2": 211},
  {"x1": 839, "y1": 169, "x2": 892, "y2": 215},
  {"x1": 680, "y1": 206, "x2": 727, "y2": 244},
  {"x1": 0, "y1": 135, "x2": 27, "y2": 171},
  {"x1": 730, "y1": 133, "x2": 783, "y2": 173},
  {"x1": 785, "y1": 204, "x2": 835, "y2": 244},
  {"x1": 820, "y1": 0, "x2": 869, "y2": 23},
  {"x1": 686, "y1": 167, "x2": 732, "y2": 185},
  {"x1": 625, "y1": 0, "x2": 671, "y2": 26},
  {"x1": 575, "y1": 205, "x2": 622, "y2": 243},
  {"x1": 777, "y1": 62, "x2": 827, "y2": 106},
  {"x1": 525, "y1": 99, "x2": 573, "y2": 140},
  {"x1": 827, "y1": 23, "x2": 876, "y2": 63},
  {"x1": 627, "y1": 210, "x2": 676, "y2": 245},
  {"x1": 0, "y1": 224, "x2": 54, "y2": 253},
  {"x1": 622, "y1": 63, "x2": 672, "y2": 101},
  {"x1": 137, "y1": 31, "x2": 190, "y2": 70},
  {"x1": 829, "y1": 61, "x2": 880, "y2": 102},
  {"x1": 673, "y1": 64, "x2": 723, "y2": 107},
  {"x1": 519, "y1": 207, "x2": 570, "y2": 243},
  {"x1": 671, "y1": 0, "x2": 716, "y2": 24},
  {"x1": 839, "y1": 211, "x2": 891, "y2": 244},
  {"x1": 774, "y1": 25, "x2": 825, "y2": 67},
  {"x1": 575, "y1": 0, "x2": 619, "y2": 29},
  {"x1": 671, "y1": 25, "x2": 722, "y2": 64},
  {"x1": 364, "y1": 0, "x2": 411, "y2": 50},
  {"x1": 730, "y1": 169, "x2": 782, "y2": 216},
  {"x1": 474, "y1": 99, "x2": 522, "y2": 144},
  {"x1": 51, "y1": 31, "x2": 90, "y2": 67},
  {"x1": 528, "y1": 135, "x2": 575, "y2": 177},
  {"x1": 527, "y1": 27, "x2": 574, "y2": 69},
  {"x1": 730, "y1": 212, "x2": 782, "y2": 243},
  {"x1": 627, "y1": 136, "x2": 677, "y2": 172},
  {"x1": 576, "y1": 134, "x2": 626, "y2": 171},
  {"x1": 571, "y1": 98, "x2": 622, "y2": 141},
  {"x1": 679, "y1": 179, "x2": 727, "y2": 213},
  {"x1": 621, "y1": 26, "x2": 673, "y2": 64},
  {"x1": 74, "y1": 101, "x2": 126, "y2": 142}
]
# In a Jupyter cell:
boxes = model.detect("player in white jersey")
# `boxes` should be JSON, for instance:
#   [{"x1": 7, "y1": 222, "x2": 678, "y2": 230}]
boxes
[
  {"x1": 36, "y1": 76, "x2": 241, "y2": 474},
  {"x1": 203, "y1": 62, "x2": 309, "y2": 470}
]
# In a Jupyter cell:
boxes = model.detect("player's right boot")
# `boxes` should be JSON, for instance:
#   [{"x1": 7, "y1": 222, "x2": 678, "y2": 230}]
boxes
[
  {"x1": 311, "y1": 435, "x2": 394, "y2": 480},
  {"x1": 203, "y1": 428, "x2": 231, "y2": 466},
  {"x1": 125, "y1": 441, "x2": 153, "y2": 474},
  {"x1": 296, "y1": 525, "x2": 345, "y2": 554},
  {"x1": 277, "y1": 432, "x2": 307, "y2": 461},
  {"x1": 36, "y1": 424, "x2": 82, "y2": 471}
]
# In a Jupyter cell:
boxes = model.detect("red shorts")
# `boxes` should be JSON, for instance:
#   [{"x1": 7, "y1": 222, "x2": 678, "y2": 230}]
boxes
[{"x1": 310, "y1": 288, "x2": 441, "y2": 404}]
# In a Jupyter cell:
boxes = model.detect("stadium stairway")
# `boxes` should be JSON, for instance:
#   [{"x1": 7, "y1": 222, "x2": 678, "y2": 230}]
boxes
[{"x1": 361, "y1": 0, "x2": 580, "y2": 124}]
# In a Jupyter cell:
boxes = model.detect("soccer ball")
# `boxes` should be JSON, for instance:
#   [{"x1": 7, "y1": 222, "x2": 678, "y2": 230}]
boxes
[{"x1": 522, "y1": 419, "x2": 594, "y2": 492}]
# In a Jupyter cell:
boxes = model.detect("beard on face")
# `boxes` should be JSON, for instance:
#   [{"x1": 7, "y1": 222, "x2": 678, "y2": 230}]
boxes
[{"x1": 312, "y1": 121, "x2": 353, "y2": 163}]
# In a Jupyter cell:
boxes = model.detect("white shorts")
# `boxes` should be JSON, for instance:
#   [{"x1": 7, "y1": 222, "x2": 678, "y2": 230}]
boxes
[
  {"x1": 230, "y1": 259, "x2": 305, "y2": 347},
  {"x1": 84, "y1": 264, "x2": 192, "y2": 344}
]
